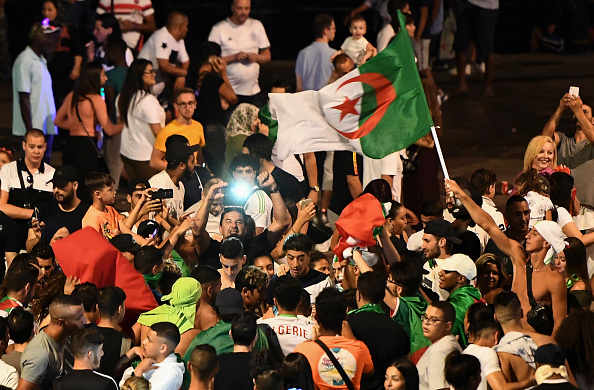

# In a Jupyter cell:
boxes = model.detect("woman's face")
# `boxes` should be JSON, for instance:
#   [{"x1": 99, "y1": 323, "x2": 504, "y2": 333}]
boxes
[
  {"x1": 385, "y1": 366, "x2": 407, "y2": 390},
  {"x1": 93, "y1": 21, "x2": 112, "y2": 45},
  {"x1": 142, "y1": 64, "x2": 156, "y2": 87},
  {"x1": 391, "y1": 207, "x2": 407, "y2": 236},
  {"x1": 478, "y1": 262, "x2": 499, "y2": 290},
  {"x1": 42, "y1": 1, "x2": 58, "y2": 22},
  {"x1": 555, "y1": 251, "x2": 566, "y2": 275},
  {"x1": 100, "y1": 69, "x2": 108, "y2": 86},
  {"x1": 532, "y1": 142, "x2": 555, "y2": 171}
]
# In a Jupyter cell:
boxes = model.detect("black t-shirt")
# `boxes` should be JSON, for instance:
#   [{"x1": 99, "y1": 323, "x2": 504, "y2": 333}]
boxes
[
  {"x1": 453, "y1": 229, "x2": 481, "y2": 261},
  {"x1": 182, "y1": 166, "x2": 213, "y2": 211},
  {"x1": 96, "y1": 326, "x2": 130, "y2": 380},
  {"x1": 271, "y1": 167, "x2": 304, "y2": 203},
  {"x1": 484, "y1": 234, "x2": 522, "y2": 279},
  {"x1": 52, "y1": 369, "x2": 118, "y2": 390},
  {"x1": 329, "y1": 151, "x2": 363, "y2": 215},
  {"x1": 200, "y1": 230, "x2": 272, "y2": 269},
  {"x1": 390, "y1": 235, "x2": 408, "y2": 254},
  {"x1": 410, "y1": 0, "x2": 433, "y2": 39},
  {"x1": 0, "y1": 212, "x2": 19, "y2": 282},
  {"x1": 266, "y1": 268, "x2": 329, "y2": 306},
  {"x1": 37, "y1": 199, "x2": 89, "y2": 243},
  {"x1": 213, "y1": 352, "x2": 253, "y2": 390},
  {"x1": 348, "y1": 311, "x2": 410, "y2": 390},
  {"x1": 195, "y1": 72, "x2": 226, "y2": 126}
]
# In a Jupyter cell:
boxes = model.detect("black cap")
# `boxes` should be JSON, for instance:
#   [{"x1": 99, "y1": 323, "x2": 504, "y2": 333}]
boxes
[
  {"x1": 534, "y1": 344, "x2": 565, "y2": 366},
  {"x1": 165, "y1": 141, "x2": 200, "y2": 164},
  {"x1": 127, "y1": 179, "x2": 150, "y2": 195},
  {"x1": 215, "y1": 288, "x2": 244, "y2": 316},
  {"x1": 109, "y1": 234, "x2": 142, "y2": 254},
  {"x1": 137, "y1": 220, "x2": 161, "y2": 238},
  {"x1": 424, "y1": 219, "x2": 462, "y2": 244},
  {"x1": 48, "y1": 165, "x2": 78, "y2": 187}
]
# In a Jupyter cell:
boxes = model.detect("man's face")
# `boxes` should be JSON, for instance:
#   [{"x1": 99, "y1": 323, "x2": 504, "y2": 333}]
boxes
[
  {"x1": 177, "y1": 17, "x2": 189, "y2": 40},
  {"x1": 245, "y1": 285, "x2": 266, "y2": 309},
  {"x1": 422, "y1": 305, "x2": 451, "y2": 343},
  {"x1": 506, "y1": 201, "x2": 530, "y2": 233},
  {"x1": 525, "y1": 228, "x2": 547, "y2": 253},
  {"x1": 128, "y1": 188, "x2": 145, "y2": 209},
  {"x1": 65, "y1": 305, "x2": 88, "y2": 333},
  {"x1": 421, "y1": 234, "x2": 441, "y2": 259},
  {"x1": 99, "y1": 184, "x2": 116, "y2": 205},
  {"x1": 142, "y1": 329, "x2": 164, "y2": 360},
  {"x1": 253, "y1": 256, "x2": 274, "y2": 279},
  {"x1": 325, "y1": 20, "x2": 336, "y2": 41},
  {"x1": 336, "y1": 58, "x2": 355, "y2": 78},
  {"x1": 174, "y1": 92, "x2": 196, "y2": 121},
  {"x1": 231, "y1": 0, "x2": 251, "y2": 25},
  {"x1": 93, "y1": 21, "x2": 112, "y2": 44},
  {"x1": 220, "y1": 256, "x2": 244, "y2": 281},
  {"x1": 23, "y1": 135, "x2": 46, "y2": 166},
  {"x1": 574, "y1": 104, "x2": 593, "y2": 131},
  {"x1": 210, "y1": 199, "x2": 223, "y2": 218},
  {"x1": 438, "y1": 269, "x2": 461, "y2": 292},
  {"x1": 53, "y1": 182, "x2": 76, "y2": 205},
  {"x1": 182, "y1": 155, "x2": 196, "y2": 180},
  {"x1": 286, "y1": 250, "x2": 309, "y2": 278},
  {"x1": 220, "y1": 210, "x2": 246, "y2": 239},
  {"x1": 233, "y1": 166, "x2": 257, "y2": 187},
  {"x1": 37, "y1": 258, "x2": 55, "y2": 281}
]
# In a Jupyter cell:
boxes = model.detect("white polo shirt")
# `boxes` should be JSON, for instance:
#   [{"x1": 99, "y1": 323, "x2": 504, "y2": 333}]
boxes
[
  {"x1": 0, "y1": 160, "x2": 54, "y2": 202},
  {"x1": 12, "y1": 47, "x2": 57, "y2": 136}
]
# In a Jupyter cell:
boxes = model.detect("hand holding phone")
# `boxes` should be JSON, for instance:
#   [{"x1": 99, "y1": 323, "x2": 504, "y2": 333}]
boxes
[{"x1": 569, "y1": 86, "x2": 580, "y2": 97}]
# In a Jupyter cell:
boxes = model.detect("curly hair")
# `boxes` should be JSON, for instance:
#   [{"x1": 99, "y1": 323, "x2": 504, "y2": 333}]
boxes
[
  {"x1": 31, "y1": 271, "x2": 66, "y2": 324},
  {"x1": 555, "y1": 310, "x2": 594, "y2": 386},
  {"x1": 235, "y1": 266, "x2": 268, "y2": 293}
]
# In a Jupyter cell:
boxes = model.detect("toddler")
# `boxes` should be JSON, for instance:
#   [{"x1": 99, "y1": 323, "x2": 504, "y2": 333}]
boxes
[{"x1": 340, "y1": 16, "x2": 377, "y2": 65}]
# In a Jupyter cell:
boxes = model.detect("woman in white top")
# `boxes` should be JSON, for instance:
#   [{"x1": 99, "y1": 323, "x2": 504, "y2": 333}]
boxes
[{"x1": 117, "y1": 59, "x2": 165, "y2": 181}]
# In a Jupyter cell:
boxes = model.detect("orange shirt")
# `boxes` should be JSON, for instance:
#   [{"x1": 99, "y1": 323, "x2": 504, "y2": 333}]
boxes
[
  {"x1": 294, "y1": 336, "x2": 374, "y2": 390},
  {"x1": 81, "y1": 205, "x2": 123, "y2": 239}
]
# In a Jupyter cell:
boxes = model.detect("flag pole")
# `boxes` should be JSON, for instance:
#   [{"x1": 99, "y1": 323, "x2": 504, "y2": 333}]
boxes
[{"x1": 431, "y1": 126, "x2": 449, "y2": 180}]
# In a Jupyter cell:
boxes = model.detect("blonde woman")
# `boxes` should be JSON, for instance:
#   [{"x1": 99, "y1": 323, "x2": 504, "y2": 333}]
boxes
[
  {"x1": 523, "y1": 135, "x2": 559, "y2": 175},
  {"x1": 120, "y1": 376, "x2": 150, "y2": 390}
]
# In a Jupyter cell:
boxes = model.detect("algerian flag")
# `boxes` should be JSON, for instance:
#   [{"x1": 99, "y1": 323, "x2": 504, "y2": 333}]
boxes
[{"x1": 271, "y1": 10, "x2": 433, "y2": 160}]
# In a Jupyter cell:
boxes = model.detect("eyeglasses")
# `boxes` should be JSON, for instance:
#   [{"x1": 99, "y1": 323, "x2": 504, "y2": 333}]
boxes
[
  {"x1": 176, "y1": 101, "x2": 196, "y2": 108},
  {"x1": 420, "y1": 314, "x2": 445, "y2": 325},
  {"x1": 144, "y1": 70, "x2": 156, "y2": 75}
]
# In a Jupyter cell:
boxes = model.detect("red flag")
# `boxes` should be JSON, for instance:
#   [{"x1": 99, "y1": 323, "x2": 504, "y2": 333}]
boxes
[{"x1": 52, "y1": 228, "x2": 158, "y2": 327}]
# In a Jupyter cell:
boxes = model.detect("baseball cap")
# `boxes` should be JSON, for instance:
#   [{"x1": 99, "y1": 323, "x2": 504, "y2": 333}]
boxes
[
  {"x1": 48, "y1": 165, "x2": 78, "y2": 187},
  {"x1": 165, "y1": 141, "x2": 200, "y2": 164},
  {"x1": 424, "y1": 220, "x2": 462, "y2": 244},
  {"x1": 109, "y1": 234, "x2": 142, "y2": 255},
  {"x1": 534, "y1": 344, "x2": 565, "y2": 367},
  {"x1": 137, "y1": 220, "x2": 161, "y2": 238},
  {"x1": 215, "y1": 288, "x2": 244, "y2": 316},
  {"x1": 127, "y1": 179, "x2": 150, "y2": 195},
  {"x1": 436, "y1": 253, "x2": 477, "y2": 280},
  {"x1": 537, "y1": 174, "x2": 550, "y2": 195}
]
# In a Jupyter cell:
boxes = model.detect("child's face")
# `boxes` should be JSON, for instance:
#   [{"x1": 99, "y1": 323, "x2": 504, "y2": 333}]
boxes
[
  {"x1": 406, "y1": 23, "x2": 416, "y2": 38},
  {"x1": 99, "y1": 184, "x2": 116, "y2": 205},
  {"x1": 350, "y1": 20, "x2": 367, "y2": 39}
]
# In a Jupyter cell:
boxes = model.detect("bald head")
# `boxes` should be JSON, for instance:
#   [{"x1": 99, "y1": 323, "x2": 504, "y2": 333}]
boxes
[{"x1": 166, "y1": 12, "x2": 189, "y2": 40}]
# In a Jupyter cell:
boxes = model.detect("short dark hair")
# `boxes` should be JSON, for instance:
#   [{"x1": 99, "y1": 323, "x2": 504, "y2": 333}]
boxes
[
  {"x1": 95, "y1": 13, "x2": 121, "y2": 37},
  {"x1": 2, "y1": 263, "x2": 39, "y2": 294},
  {"x1": 243, "y1": 133, "x2": 273, "y2": 162},
  {"x1": 430, "y1": 301, "x2": 456, "y2": 323},
  {"x1": 312, "y1": 14, "x2": 334, "y2": 39},
  {"x1": 389, "y1": 258, "x2": 423, "y2": 296},
  {"x1": 350, "y1": 14, "x2": 366, "y2": 25},
  {"x1": 246, "y1": 248, "x2": 273, "y2": 267},
  {"x1": 23, "y1": 128, "x2": 46, "y2": 143},
  {"x1": 190, "y1": 344, "x2": 218, "y2": 380},
  {"x1": 86, "y1": 172, "x2": 115, "y2": 198},
  {"x1": 229, "y1": 154, "x2": 259, "y2": 173},
  {"x1": 356, "y1": 271, "x2": 386, "y2": 304},
  {"x1": 493, "y1": 291, "x2": 522, "y2": 322},
  {"x1": 7, "y1": 308, "x2": 34, "y2": 344},
  {"x1": 72, "y1": 283, "x2": 99, "y2": 313},
  {"x1": 466, "y1": 302, "x2": 501, "y2": 339},
  {"x1": 72, "y1": 327, "x2": 104, "y2": 359},
  {"x1": 31, "y1": 242, "x2": 55, "y2": 261},
  {"x1": 421, "y1": 199, "x2": 443, "y2": 217},
  {"x1": 174, "y1": 87, "x2": 195, "y2": 103},
  {"x1": 231, "y1": 312, "x2": 257, "y2": 346},
  {"x1": 219, "y1": 207, "x2": 247, "y2": 227},
  {"x1": 333, "y1": 53, "x2": 353, "y2": 69},
  {"x1": 134, "y1": 246, "x2": 164, "y2": 275},
  {"x1": 151, "y1": 322, "x2": 181, "y2": 351},
  {"x1": 9, "y1": 253, "x2": 38, "y2": 267},
  {"x1": 190, "y1": 265, "x2": 221, "y2": 285},
  {"x1": 471, "y1": 168, "x2": 497, "y2": 196},
  {"x1": 506, "y1": 194, "x2": 528, "y2": 212},
  {"x1": 98, "y1": 286, "x2": 126, "y2": 318},
  {"x1": 271, "y1": 79, "x2": 292, "y2": 93},
  {"x1": 444, "y1": 351, "x2": 481, "y2": 389},
  {"x1": 315, "y1": 287, "x2": 347, "y2": 333},
  {"x1": 255, "y1": 370, "x2": 283, "y2": 390},
  {"x1": 299, "y1": 289, "x2": 311, "y2": 316},
  {"x1": 308, "y1": 251, "x2": 327, "y2": 269},
  {"x1": 0, "y1": 317, "x2": 7, "y2": 343},
  {"x1": 235, "y1": 266, "x2": 267, "y2": 293},
  {"x1": 273, "y1": 275, "x2": 302, "y2": 311},
  {"x1": 220, "y1": 237, "x2": 244, "y2": 259},
  {"x1": 283, "y1": 233, "x2": 313, "y2": 253}
]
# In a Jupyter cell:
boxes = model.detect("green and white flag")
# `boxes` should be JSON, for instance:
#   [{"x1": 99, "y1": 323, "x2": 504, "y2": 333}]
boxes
[{"x1": 271, "y1": 11, "x2": 433, "y2": 160}]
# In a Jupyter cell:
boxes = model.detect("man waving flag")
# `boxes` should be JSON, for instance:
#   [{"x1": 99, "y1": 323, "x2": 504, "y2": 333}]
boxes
[{"x1": 271, "y1": 11, "x2": 433, "y2": 160}]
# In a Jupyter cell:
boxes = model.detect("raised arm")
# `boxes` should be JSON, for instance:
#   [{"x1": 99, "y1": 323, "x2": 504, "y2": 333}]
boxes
[
  {"x1": 192, "y1": 181, "x2": 226, "y2": 256},
  {"x1": 542, "y1": 94, "x2": 568, "y2": 146},
  {"x1": 568, "y1": 94, "x2": 594, "y2": 144},
  {"x1": 257, "y1": 172, "x2": 291, "y2": 248}
]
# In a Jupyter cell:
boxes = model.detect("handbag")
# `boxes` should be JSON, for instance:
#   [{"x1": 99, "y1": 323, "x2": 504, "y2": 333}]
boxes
[
  {"x1": 525, "y1": 261, "x2": 555, "y2": 335},
  {"x1": 75, "y1": 102, "x2": 110, "y2": 174},
  {"x1": 315, "y1": 339, "x2": 355, "y2": 390}
]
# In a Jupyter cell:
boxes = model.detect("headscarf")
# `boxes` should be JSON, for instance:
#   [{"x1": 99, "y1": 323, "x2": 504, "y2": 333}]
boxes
[{"x1": 225, "y1": 103, "x2": 259, "y2": 141}]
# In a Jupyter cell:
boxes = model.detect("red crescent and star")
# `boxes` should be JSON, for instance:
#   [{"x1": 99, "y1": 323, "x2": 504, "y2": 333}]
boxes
[{"x1": 330, "y1": 72, "x2": 397, "y2": 139}]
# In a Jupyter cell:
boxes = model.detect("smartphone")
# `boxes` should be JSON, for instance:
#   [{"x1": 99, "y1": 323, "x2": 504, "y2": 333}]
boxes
[
  {"x1": 569, "y1": 86, "x2": 580, "y2": 97},
  {"x1": 300, "y1": 198, "x2": 312, "y2": 208},
  {"x1": 152, "y1": 188, "x2": 174, "y2": 200},
  {"x1": 32, "y1": 207, "x2": 39, "y2": 221}
]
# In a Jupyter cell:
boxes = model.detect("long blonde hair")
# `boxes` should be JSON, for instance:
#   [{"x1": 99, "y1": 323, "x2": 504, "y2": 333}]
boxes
[
  {"x1": 523, "y1": 135, "x2": 557, "y2": 172},
  {"x1": 120, "y1": 376, "x2": 150, "y2": 390}
]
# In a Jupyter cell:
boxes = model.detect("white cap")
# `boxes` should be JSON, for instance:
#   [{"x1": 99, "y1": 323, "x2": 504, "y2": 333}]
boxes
[{"x1": 436, "y1": 254, "x2": 477, "y2": 281}]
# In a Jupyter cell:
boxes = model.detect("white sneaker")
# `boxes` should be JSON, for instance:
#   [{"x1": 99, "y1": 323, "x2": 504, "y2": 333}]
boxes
[
  {"x1": 473, "y1": 62, "x2": 486, "y2": 74},
  {"x1": 448, "y1": 64, "x2": 471, "y2": 76}
]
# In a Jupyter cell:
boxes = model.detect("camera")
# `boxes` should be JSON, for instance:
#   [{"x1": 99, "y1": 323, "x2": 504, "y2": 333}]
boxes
[{"x1": 151, "y1": 188, "x2": 174, "y2": 200}]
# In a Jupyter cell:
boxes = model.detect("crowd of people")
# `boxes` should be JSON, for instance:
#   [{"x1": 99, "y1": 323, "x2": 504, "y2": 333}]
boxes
[{"x1": 0, "y1": 0, "x2": 591, "y2": 389}]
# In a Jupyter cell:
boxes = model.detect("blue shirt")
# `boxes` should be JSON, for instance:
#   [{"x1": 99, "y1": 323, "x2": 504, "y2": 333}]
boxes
[{"x1": 295, "y1": 41, "x2": 336, "y2": 91}]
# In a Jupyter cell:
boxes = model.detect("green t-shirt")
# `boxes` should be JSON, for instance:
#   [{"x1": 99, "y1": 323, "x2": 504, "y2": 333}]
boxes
[
  {"x1": 104, "y1": 66, "x2": 127, "y2": 123},
  {"x1": 448, "y1": 285, "x2": 483, "y2": 346},
  {"x1": 393, "y1": 293, "x2": 431, "y2": 354}
]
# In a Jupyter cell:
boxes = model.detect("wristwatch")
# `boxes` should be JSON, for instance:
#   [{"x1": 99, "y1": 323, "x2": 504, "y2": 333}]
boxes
[{"x1": 309, "y1": 186, "x2": 320, "y2": 192}]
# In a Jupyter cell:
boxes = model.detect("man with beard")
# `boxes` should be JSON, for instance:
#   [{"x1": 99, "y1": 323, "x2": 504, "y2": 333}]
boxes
[
  {"x1": 149, "y1": 140, "x2": 199, "y2": 221},
  {"x1": 52, "y1": 327, "x2": 118, "y2": 390},
  {"x1": 26, "y1": 165, "x2": 89, "y2": 252}
]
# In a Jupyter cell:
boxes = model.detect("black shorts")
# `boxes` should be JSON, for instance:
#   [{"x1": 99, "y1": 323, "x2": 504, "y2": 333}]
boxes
[{"x1": 453, "y1": 3, "x2": 498, "y2": 61}]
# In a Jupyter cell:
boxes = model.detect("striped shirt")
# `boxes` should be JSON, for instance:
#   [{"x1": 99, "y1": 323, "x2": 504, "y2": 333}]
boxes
[
  {"x1": 96, "y1": 0, "x2": 154, "y2": 49},
  {"x1": 244, "y1": 186, "x2": 272, "y2": 229}
]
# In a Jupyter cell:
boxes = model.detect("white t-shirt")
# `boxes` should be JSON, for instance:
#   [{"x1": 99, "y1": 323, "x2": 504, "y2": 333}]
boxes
[
  {"x1": 376, "y1": 24, "x2": 396, "y2": 52},
  {"x1": 138, "y1": 27, "x2": 189, "y2": 96},
  {"x1": 117, "y1": 91, "x2": 165, "y2": 161},
  {"x1": 244, "y1": 186, "x2": 273, "y2": 229},
  {"x1": 185, "y1": 201, "x2": 222, "y2": 239},
  {"x1": 271, "y1": 144, "x2": 305, "y2": 182},
  {"x1": 341, "y1": 36, "x2": 370, "y2": 64},
  {"x1": 463, "y1": 344, "x2": 501, "y2": 390},
  {"x1": 120, "y1": 353, "x2": 184, "y2": 390},
  {"x1": 417, "y1": 334, "x2": 461, "y2": 390},
  {"x1": 257, "y1": 315, "x2": 314, "y2": 356},
  {"x1": 556, "y1": 206, "x2": 573, "y2": 228},
  {"x1": 149, "y1": 170, "x2": 185, "y2": 220},
  {"x1": 482, "y1": 197, "x2": 506, "y2": 231},
  {"x1": 208, "y1": 18, "x2": 270, "y2": 96},
  {"x1": 0, "y1": 358, "x2": 18, "y2": 389},
  {"x1": 362, "y1": 150, "x2": 404, "y2": 201},
  {"x1": 524, "y1": 191, "x2": 554, "y2": 229}
]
